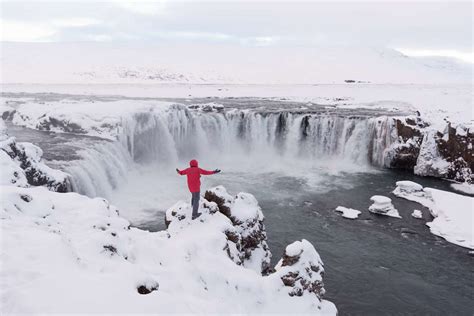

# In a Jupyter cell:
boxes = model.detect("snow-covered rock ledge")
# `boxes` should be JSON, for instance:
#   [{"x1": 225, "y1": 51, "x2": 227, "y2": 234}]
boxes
[
  {"x1": 1, "y1": 182, "x2": 336, "y2": 313},
  {"x1": 0, "y1": 120, "x2": 70, "y2": 192}
]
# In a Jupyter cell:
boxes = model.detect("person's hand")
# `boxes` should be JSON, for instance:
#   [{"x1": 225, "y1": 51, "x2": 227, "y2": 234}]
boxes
[
  {"x1": 214, "y1": 169, "x2": 221, "y2": 174},
  {"x1": 176, "y1": 168, "x2": 180, "y2": 174}
]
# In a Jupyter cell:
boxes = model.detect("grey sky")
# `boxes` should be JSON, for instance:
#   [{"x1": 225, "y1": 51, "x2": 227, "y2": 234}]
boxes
[{"x1": 1, "y1": 1, "x2": 472, "y2": 61}]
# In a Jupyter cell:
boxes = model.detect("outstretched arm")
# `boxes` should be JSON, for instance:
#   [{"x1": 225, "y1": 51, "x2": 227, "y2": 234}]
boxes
[
  {"x1": 176, "y1": 168, "x2": 188, "y2": 175},
  {"x1": 199, "y1": 168, "x2": 221, "y2": 175}
]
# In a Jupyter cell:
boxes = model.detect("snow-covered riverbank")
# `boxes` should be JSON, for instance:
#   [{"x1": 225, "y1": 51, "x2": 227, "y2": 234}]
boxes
[{"x1": 393, "y1": 181, "x2": 474, "y2": 249}]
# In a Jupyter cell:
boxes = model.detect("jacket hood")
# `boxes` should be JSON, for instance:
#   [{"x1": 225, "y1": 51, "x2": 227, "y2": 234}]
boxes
[{"x1": 189, "y1": 159, "x2": 198, "y2": 167}]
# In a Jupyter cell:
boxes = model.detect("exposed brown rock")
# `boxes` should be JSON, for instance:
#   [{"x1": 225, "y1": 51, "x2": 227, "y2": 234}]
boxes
[
  {"x1": 204, "y1": 190, "x2": 232, "y2": 219},
  {"x1": 436, "y1": 124, "x2": 473, "y2": 172}
]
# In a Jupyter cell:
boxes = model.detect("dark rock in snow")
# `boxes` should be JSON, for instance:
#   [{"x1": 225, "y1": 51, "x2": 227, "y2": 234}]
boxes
[{"x1": 137, "y1": 282, "x2": 159, "y2": 295}]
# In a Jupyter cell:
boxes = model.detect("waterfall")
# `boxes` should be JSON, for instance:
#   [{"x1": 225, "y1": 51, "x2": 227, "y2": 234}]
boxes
[
  {"x1": 66, "y1": 140, "x2": 133, "y2": 198},
  {"x1": 66, "y1": 105, "x2": 398, "y2": 198}
]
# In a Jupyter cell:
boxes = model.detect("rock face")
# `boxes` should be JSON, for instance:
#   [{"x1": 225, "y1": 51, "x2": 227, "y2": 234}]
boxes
[
  {"x1": 387, "y1": 118, "x2": 424, "y2": 171},
  {"x1": 436, "y1": 124, "x2": 473, "y2": 183},
  {"x1": 0, "y1": 127, "x2": 71, "y2": 192},
  {"x1": 274, "y1": 239, "x2": 326, "y2": 300},
  {"x1": 388, "y1": 117, "x2": 473, "y2": 183}
]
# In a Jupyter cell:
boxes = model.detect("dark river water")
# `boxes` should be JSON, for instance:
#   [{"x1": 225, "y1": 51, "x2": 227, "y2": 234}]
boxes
[{"x1": 7, "y1": 123, "x2": 473, "y2": 316}]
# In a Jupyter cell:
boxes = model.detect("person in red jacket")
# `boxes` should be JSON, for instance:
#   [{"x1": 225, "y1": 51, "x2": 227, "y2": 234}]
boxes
[{"x1": 176, "y1": 159, "x2": 221, "y2": 219}]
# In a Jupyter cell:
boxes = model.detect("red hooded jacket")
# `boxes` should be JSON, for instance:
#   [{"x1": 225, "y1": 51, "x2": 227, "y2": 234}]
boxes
[{"x1": 178, "y1": 159, "x2": 215, "y2": 193}]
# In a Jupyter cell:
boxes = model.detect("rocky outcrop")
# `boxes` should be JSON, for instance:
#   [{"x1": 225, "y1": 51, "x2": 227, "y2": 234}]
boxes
[
  {"x1": 164, "y1": 186, "x2": 331, "y2": 305},
  {"x1": 274, "y1": 239, "x2": 326, "y2": 300},
  {"x1": 205, "y1": 186, "x2": 272, "y2": 274},
  {"x1": 388, "y1": 117, "x2": 473, "y2": 183},
  {"x1": 165, "y1": 186, "x2": 272, "y2": 275},
  {"x1": 436, "y1": 124, "x2": 473, "y2": 183}
]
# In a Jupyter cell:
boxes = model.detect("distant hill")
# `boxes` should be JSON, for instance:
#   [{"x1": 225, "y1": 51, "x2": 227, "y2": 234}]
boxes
[{"x1": 1, "y1": 42, "x2": 471, "y2": 84}]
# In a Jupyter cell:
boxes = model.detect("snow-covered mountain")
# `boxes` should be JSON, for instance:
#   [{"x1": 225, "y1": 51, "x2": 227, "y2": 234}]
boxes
[{"x1": 1, "y1": 42, "x2": 471, "y2": 84}]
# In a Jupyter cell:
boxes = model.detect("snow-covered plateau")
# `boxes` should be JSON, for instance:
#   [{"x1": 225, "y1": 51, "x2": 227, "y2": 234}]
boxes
[{"x1": 0, "y1": 125, "x2": 336, "y2": 313}]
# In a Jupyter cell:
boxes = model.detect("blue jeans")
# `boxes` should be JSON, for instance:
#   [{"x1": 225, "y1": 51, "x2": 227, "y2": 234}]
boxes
[{"x1": 191, "y1": 191, "x2": 200, "y2": 219}]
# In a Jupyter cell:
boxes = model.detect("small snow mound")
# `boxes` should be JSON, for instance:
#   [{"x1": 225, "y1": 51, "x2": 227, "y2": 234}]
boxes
[
  {"x1": 231, "y1": 192, "x2": 261, "y2": 223},
  {"x1": 285, "y1": 241, "x2": 305, "y2": 257},
  {"x1": 369, "y1": 195, "x2": 401, "y2": 218},
  {"x1": 370, "y1": 195, "x2": 392, "y2": 204},
  {"x1": 393, "y1": 181, "x2": 433, "y2": 204},
  {"x1": 411, "y1": 210, "x2": 423, "y2": 219},
  {"x1": 395, "y1": 181, "x2": 423, "y2": 193},
  {"x1": 208, "y1": 185, "x2": 234, "y2": 203},
  {"x1": 335, "y1": 206, "x2": 361, "y2": 219}
]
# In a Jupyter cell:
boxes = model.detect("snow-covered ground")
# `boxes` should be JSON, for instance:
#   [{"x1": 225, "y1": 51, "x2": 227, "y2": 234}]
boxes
[
  {"x1": 0, "y1": 121, "x2": 337, "y2": 314},
  {"x1": 0, "y1": 185, "x2": 335, "y2": 314},
  {"x1": 393, "y1": 181, "x2": 474, "y2": 249}
]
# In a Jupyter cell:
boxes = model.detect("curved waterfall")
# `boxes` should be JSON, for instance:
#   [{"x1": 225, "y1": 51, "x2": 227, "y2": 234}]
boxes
[{"x1": 66, "y1": 105, "x2": 398, "y2": 198}]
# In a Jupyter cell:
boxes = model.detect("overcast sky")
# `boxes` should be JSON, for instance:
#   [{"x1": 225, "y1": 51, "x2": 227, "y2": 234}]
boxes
[{"x1": 1, "y1": 0, "x2": 472, "y2": 62}]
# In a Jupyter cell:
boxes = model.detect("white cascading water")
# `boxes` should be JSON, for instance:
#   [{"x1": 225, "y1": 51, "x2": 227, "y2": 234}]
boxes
[
  {"x1": 66, "y1": 140, "x2": 133, "y2": 197},
  {"x1": 65, "y1": 105, "x2": 398, "y2": 198}
]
